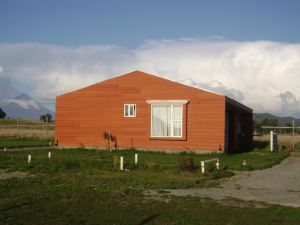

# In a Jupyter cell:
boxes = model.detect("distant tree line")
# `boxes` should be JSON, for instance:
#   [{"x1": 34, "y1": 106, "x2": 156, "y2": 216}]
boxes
[
  {"x1": 254, "y1": 118, "x2": 299, "y2": 135},
  {"x1": 40, "y1": 113, "x2": 52, "y2": 123},
  {"x1": 0, "y1": 108, "x2": 6, "y2": 119}
]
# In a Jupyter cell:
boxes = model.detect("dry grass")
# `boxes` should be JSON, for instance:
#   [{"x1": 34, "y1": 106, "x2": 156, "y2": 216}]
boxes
[
  {"x1": 254, "y1": 134, "x2": 300, "y2": 146},
  {"x1": 0, "y1": 128, "x2": 54, "y2": 139}
]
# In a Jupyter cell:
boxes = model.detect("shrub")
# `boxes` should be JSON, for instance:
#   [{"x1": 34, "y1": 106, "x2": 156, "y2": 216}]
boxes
[{"x1": 178, "y1": 152, "x2": 195, "y2": 172}]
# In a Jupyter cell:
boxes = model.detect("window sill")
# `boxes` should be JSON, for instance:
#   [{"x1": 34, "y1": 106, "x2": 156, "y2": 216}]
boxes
[{"x1": 149, "y1": 137, "x2": 186, "y2": 141}]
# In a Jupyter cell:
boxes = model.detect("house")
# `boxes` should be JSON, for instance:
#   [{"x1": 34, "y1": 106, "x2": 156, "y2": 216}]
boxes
[{"x1": 55, "y1": 71, "x2": 253, "y2": 153}]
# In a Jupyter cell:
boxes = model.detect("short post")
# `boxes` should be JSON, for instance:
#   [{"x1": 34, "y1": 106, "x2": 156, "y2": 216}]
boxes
[
  {"x1": 243, "y1": 160, "x2": 247, "y2": 166},
  {"x1": 17, "y1": 119, "x2": 19, "y2": 139},
  {"x1": 28, "y1": 155, "x2": 31, "y2": 163},
  {"x1": 48, "y1": 152, "x2": 51, "y2": 159},
  {"x1": 134, "y1": 153, "x2": 138, "y2": 165},
  {"x1": 201, "y1": 161, "x2": 205, "y2": 174},
  {"x1": 270, "y1": 131, "x2": 274, "y2": 151},
  {"x1": 120, "y1": 156, "x2": 124, "y2": 171},
  {"x1": 49, "y1": 141, "x2": 52, "y2": 147},
  {"x1": 216, "y1": 159, "x2": 220, "y2": 170},
  {"x1": 292, "y1": 119, "x2": 295, "y2": 150},
  {"x1": 46, "y1": 116, "x2": 49, "y2": 139},
  {"x1": 4, "y1": 147, "x2": 7, "y2": 152}
]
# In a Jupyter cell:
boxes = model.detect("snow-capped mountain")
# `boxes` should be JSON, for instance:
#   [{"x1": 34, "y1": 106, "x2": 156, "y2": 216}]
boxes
[{"x1": 0, "y1": 93, "x2": 54, "y2": 120}]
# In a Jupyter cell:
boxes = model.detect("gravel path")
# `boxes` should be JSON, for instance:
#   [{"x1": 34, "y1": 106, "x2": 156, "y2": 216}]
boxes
[{"x1": 146, "y1": 152, "x2": 300, "y2": 207}]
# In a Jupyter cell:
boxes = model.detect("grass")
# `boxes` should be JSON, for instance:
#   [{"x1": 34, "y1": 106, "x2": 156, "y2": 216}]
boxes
[
  {"x1": 0, "y1": 144, "x2": 298, "y2": 224},
  {"x1": 0, "y1": 138, "x2": 52, "y2": 149},
  {"x1": 0, "y1": 118, "x2": 54, "y2": 125}
]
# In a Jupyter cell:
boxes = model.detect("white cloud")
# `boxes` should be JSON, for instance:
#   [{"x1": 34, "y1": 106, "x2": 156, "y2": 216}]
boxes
[
  {"x1": 0, "y1": 66, "x2": 3, "y2": 77},
  {"x1": 0, "y1": 39, "x2": 300, "y2": 117}
]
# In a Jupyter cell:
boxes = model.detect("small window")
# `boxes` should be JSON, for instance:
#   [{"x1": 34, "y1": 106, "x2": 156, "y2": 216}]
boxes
[{"x1": 124, "y1": 104, "x2": 136, "y2": 117}]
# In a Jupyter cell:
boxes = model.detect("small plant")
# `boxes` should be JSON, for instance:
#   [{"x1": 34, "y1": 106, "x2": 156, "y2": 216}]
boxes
[
  {"x1": 178, "y1": 151, "x2": 195, "y2": 172},
  {"x1": 103, "y1": 131, "x2": 116, "y2": 150}
]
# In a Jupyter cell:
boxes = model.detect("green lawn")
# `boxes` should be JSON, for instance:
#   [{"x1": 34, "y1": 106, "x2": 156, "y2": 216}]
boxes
[
  {"x1": 0, "y1": 146, "x2": 298, "y2": 225},
  {"x1": 0, "y1": 138, "x2": 52, "y2": 149}
]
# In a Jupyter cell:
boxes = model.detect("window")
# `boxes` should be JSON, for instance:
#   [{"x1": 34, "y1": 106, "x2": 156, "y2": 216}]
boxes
[
  {"x1": 151, "y1": 104, "x2": 183, "y2": 137},
  {"x1": 124, "y1": 104, "x2": 136, "y2": 117}
]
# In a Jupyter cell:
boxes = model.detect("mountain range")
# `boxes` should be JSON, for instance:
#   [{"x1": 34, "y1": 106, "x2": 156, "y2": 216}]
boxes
[
  {"x1": 0, "y1": 76, "x2": 54, "y2": 119},
  {"x1": 253, "y1": 113, "x2": 300, "y2": 126}
]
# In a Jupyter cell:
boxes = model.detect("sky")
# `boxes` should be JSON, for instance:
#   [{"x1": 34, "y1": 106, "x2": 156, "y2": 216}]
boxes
[{"x1": 0, "y1": 0, "x2": 300, "y2": 117}]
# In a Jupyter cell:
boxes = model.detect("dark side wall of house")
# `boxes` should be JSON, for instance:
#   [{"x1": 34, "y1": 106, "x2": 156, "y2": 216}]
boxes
[{"x1": 225, "y1": 97, "x2": 253, "y2": 153}]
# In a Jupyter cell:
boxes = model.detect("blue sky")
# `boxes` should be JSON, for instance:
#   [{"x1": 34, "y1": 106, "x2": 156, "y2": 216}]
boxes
[
  {"x1": 0, "y1": 0, "x2": 300, "y2": 117},
  {"x1": 1, "y1": 0, "x2": 300, "y2": 46}
]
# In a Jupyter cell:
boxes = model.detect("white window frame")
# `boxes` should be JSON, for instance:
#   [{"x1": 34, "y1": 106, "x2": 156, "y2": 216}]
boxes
[
  {"x1": 146, "y1": 100, "x2": 188, "y2": 138},
  {"x1": 124, "y1": 104, "x2": 136, "y2": 117}
]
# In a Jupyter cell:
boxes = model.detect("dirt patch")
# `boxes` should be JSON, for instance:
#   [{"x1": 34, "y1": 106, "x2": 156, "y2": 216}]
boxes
[
  {"x1": 0, "y1": 169, "x2": 29, "y2": 180},
  {"x1": 145, "y1": 152, "x2": 300, "y2": 207}
]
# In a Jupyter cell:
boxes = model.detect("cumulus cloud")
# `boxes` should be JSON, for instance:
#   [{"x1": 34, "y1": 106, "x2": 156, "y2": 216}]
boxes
[
  {"x1": 278, "y1": 91, "x2": 300, "y2": 118},
  {"x1": 0, "y1": 66, "x2": 4, "y2": 77},
  {"x1": 0, "y1": 39, "x2": 299, "y2": 117}
]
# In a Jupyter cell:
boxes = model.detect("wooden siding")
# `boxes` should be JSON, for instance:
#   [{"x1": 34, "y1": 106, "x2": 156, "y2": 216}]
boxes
[{"x1": 55, "y1": 71, "x2": 226, "y2": 152}]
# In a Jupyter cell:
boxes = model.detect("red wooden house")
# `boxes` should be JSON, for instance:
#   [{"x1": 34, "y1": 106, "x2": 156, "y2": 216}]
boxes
[{"x1": 55, "y1": 71, "x2": 252, "y2": 153}]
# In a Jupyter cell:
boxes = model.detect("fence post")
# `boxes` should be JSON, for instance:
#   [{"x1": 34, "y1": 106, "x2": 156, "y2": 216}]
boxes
[
  {"x1": 292, "y1": 120, "x2": 295, "y2": 150},
  {"x1": 120, "y1": 156, "x2": 124, "y2": 171},
  {"x1": 270, "y1": 131, "x2": 273, "y2": 151},
  {"x1": 48, "y1": 152, "x2": 51, "y2": 158},
  {"x1": 46, "y1": 116, "x2": 49, "y2": 139},
  {"x1": 216, "y1": 159, "x2": 220, "y2": 170},
  {"x1": 201, "y1": 161, "x2": 205, "y2": 174},
  {"x1": 17, "y1": 118, "x2": 19, "y2": 139},
  {"x1": 28, "y1": 155, "x2": 31, "y2": 163},
  {"x1": 134, "y1": 153, "x2": 138, "y2": 165}
]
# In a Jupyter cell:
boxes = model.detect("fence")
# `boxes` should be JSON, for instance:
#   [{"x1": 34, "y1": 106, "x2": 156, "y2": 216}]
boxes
[
  {"x1": 0, "y1": 123, "x2": 55, "y2": 139},
  {"x1": 254, "y1": 125, "x2": 300, "y2": 148}
]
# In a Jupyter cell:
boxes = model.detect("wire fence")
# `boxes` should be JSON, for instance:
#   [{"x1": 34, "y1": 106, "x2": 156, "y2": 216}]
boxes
[
  {"x1": 0, "y1": 124, "x2": 55, "y2": 139},
  {"x1": 254, "y1": 126, "x2": 300, "y2": 148}
]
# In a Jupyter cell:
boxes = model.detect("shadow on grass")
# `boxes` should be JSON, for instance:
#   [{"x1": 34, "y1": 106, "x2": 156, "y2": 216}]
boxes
[
  {"x1": 226, "y1": 140, "x2": 269, "y2": 155},
  {"x1": 253, "y1": 140, "x2": 269, "y2": 149},
  {"x1": 137, "y1": 214, "x2": 160, "y2": 225}
]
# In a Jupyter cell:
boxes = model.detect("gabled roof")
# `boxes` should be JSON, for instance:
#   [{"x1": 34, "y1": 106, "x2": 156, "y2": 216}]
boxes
[{"x1": 112, "y1": 70, "x2": 224, "y2": 96}]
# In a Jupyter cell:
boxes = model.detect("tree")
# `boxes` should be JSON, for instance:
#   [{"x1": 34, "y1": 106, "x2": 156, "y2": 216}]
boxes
[
  {"x1": 0, "y1": 108, "x2": 6, "y2": 119},
  {"x1": 40, "y1": 113, "x2": 52, "y2": 123},
  {"x1": 261, "y1": 118, "x2": 278, "y2": 126}
]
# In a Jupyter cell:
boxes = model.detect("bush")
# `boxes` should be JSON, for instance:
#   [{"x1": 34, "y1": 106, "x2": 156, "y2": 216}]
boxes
[{"x1": 178, "y1": 152, "x2": 195, "y2": 172}]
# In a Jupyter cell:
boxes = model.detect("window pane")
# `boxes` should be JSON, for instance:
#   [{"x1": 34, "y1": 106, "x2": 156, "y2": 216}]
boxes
[
  {"x1": 125, "y1": 105, "x2": 129, "y2": 116},
  {"x1": 173, "y1": 105, "x2": 182, "y2": 121},
  {"x1": 130, "y1": 105, "x2": 134, "y2": 116},
  {"x1": 152, "y1": 105, "x2": 171, "y2": 136},
  {"x1": 173, "y1": 121, "x2": 182, "y2": 136}
]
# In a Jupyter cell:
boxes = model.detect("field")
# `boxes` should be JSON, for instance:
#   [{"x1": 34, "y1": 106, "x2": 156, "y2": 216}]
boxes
[
  {"x1": 0, "y1": 119, "x2": 54, "y2": 139},
  {"x1": 254, "y1": 134, "x2": 300, "y2": 146},
  {"x1": 1, "y1": 142, "x2": 300, "y2": 225}
]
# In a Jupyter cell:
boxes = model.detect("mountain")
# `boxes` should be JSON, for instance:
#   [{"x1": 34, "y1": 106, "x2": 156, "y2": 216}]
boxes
[
  {"x1": 0, "y1": 76, "x2": 19, "y2": 100},
  {"x1": 0, "y1": 93, "x2": 54, "y2": 120},
  {"x1": 253, "y1": 113, "x2": 300, "y2": 126}
]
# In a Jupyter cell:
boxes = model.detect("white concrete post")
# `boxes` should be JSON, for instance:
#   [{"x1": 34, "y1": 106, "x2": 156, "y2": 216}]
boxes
[
  {"x1": 48, "y1": 152, "x2": 51, "y2": 159},
  {"x1": 120, "y1": 156, "x2": 124, "y2": 171},
  {"x1": 216, "y1": 159, "x2": 220, "y2": 170},
  {"x1": 270, "y1": 131, "x2": 274, "y2": 151},
  {"x1": 4, "y1": 147, "x2": 7, "y2": 152},
  {"x1": 201, "y1": 161, "x2": 205, "y2": 174},
  {"x1": 49, "y1": 141, "x2": 52, "y2": 147},
  {"x1": 28, "y1": 155, "x2": 31, "y2": 163},
  {"x1": 134, "y1": 153, "x2": 138, "y2": 165},
  {"x1": 243, "y1": 160, "x2": 247, "y2": 166}
]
